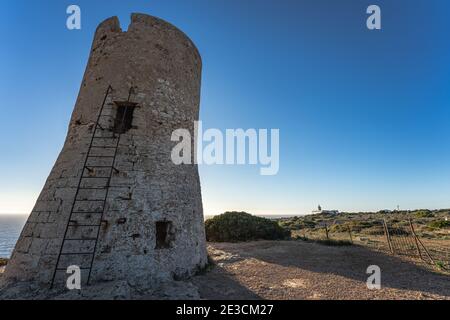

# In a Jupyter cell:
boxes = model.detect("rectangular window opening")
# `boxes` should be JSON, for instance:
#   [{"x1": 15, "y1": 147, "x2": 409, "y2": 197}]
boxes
[
  {"x1": 113, "y1": 102, "x2": 136, "y2": 134},
  {"x1": 155, "y1": 221, "x2": 173, "y2": 249}
]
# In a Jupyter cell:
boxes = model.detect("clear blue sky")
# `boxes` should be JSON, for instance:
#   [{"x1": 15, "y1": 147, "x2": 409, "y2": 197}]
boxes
[{"x1": 1, "y1": 0, "x2": 450, "y2": 215}]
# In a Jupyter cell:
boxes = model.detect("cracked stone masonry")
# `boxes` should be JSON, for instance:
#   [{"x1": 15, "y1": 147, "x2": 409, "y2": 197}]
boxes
[{"x1": 0, "y1": 13, "x2": 208, "y2": 298}]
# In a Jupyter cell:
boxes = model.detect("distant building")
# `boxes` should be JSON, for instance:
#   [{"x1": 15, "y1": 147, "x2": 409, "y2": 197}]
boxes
[{"x1": 312, "y1": 205, "x2": 339, "y2": 215}]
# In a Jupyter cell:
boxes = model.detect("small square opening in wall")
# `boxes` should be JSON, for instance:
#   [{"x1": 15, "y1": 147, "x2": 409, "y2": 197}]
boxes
[
  {"x1": 113, "y1": 101, "x2": 137, "y2": 134},
  {"x1": 155, "y1": 221, "x2": 174, "y2": 249}
]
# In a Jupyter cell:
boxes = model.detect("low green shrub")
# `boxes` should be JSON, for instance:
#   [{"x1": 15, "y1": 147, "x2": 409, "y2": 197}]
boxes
[
  {"x1": 415, "y1": 210, "x2": 434, "y2": 218},
  {"x1": 205, "y1": 212, "x2": 290, "y2": 242},
  {"x1": 329, "y1": 222, "x2": 353, "y2": 233},
  {"x1": 361, "y1": 225, "x2": 385, "y2": 235},
  {"x1": 348, "y1": 221, "x2": 377, "y2": 232},
  {"x1": 0, "y1": 258, "x2": 8, "y2": 267},
  {"x1": 435, "y1": 261, "x2": 446, "y2": 270},
  {"x1": 428, "y1": 220, "x2": 450, "y2": 229},
  {"x1": 279, "y1": 219, "x2": 316, "y2": 231}
]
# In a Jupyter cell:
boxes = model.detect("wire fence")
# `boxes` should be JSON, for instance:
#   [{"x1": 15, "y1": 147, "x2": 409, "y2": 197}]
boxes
[
  {"x1": 383, "y1": 219, "x2": 449, "y2": 270},
  {"x1": 295, "y1": 218, "x2": 449, "y2": 270}
]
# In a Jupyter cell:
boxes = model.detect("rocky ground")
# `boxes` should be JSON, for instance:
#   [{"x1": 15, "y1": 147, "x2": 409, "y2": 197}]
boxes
[
  {"x1": 1, "y1": 241, "x2": 449, "y2": 299},
  {"x1": 193, "y1": 241, "x2": 450, "y2": 300}
]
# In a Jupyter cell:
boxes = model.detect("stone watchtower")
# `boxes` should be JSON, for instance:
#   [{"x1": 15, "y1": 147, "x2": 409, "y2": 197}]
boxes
[{"x1": 2, "y1": 13, "x2": 207, "y2": 292}]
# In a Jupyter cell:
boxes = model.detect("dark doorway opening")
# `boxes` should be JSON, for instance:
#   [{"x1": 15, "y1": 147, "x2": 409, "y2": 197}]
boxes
[
  {"x1": 113, "y1": 102, "x2": 137, "y2": 134},
  {"x1": 155, "y1": 221, "x2": 173, "y2": 249}
]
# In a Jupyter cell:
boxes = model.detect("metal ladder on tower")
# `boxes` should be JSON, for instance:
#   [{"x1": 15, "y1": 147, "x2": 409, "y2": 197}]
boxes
[{"x1": 50, "y1": 85, "x2": 122, "y2": 287}]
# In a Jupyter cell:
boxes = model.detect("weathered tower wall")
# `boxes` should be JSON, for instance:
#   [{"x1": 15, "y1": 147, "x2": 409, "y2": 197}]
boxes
[{"x1": 2, "y1": 13, "x2": 207, "y2": 290}]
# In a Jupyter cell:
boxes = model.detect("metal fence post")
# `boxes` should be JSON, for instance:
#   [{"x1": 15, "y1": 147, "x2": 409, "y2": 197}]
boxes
[
  {"x1": 383, "y1": 219, "x2": 394, "y2": 254},
  {"x1": 408, "y1": 219, "x2": 423, "y2": 260},
  {"x1": 348, "y1": 226, "x2": 353, "y2": 244}
]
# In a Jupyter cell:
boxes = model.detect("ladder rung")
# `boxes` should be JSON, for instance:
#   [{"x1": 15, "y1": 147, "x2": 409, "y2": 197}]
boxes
[
  {"x1": 70, "y1": 212, "x2": 104, "y2": 215},
  {"x1": 83, "y1": 165, "x2": 114, "y2": 168},
  {"x1": 83, "y1": 166, "x2": 119, "y2": 171},
  {"x1": 63, "y1": 238, "x2": 98, "y2": 241},
  {"x1": 81, "y1": 176, "x2": 110, "y2": 179},
  {"x1": 68, "y1": 224, "x2": 101, "y2": 227},
  {"x1": 59, "y1": 252, "x2": 94, "y2": 256},
  {"x1": 71, "y1": 211, "x2": 103, "y2": 214},
  {"x1": 93, "y1": 136, "x2": 118, "y2": 140},
  {"x1": 95, "y1": 123, "x2": 111, "y2": 130},
  {"x1": 89, "y1": 146, "x2": 118, "y2": 149},
  {"x1": 74, "y1": 201, "x2": 105, "y2": 204},
  {"x1": 84, "y1": 166, "x2": 94, "y2": 173},
  {"x1": 86, "y1": 155, "x2": 115, "y2": 158},
  {"x1": 77, "y1": 187, "x2": 107, "y2": 190},
  {"x1": 85, "y1": 167, "x2": 115, "y2": 170},
  {"x1": 56, "y1": 267, "x2": 91, "y2": 271},
  {"x1": 81, "y1": 176, "x2": 111, "y2": 180}
]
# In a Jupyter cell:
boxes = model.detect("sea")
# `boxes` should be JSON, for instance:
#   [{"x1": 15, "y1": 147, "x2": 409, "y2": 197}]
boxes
[
  {"x1": 0, "y1": 213, "x2": 298, "y2": 259},
  {"x1": 0, "y1": 214, "x2": 28, "y2": 258}
]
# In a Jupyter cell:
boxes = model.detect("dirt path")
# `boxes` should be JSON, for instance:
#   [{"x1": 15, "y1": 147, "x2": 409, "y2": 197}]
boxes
[{"x1": 193, "y1": 241, "x2": 450, "y2": 300}]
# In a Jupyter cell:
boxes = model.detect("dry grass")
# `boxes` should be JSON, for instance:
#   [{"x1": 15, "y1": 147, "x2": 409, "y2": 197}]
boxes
[{"x1": 279, "y1": 210, "x2": 450, "y2": 271}]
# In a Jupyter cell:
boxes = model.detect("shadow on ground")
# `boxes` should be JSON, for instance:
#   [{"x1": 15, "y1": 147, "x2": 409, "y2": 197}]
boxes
[
  {"x1": 195, "y1": 240, "x2": 449, "y2": 299},
  {"x1": 193, "y1": 267, "x2": 262, "y2": 300}
]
